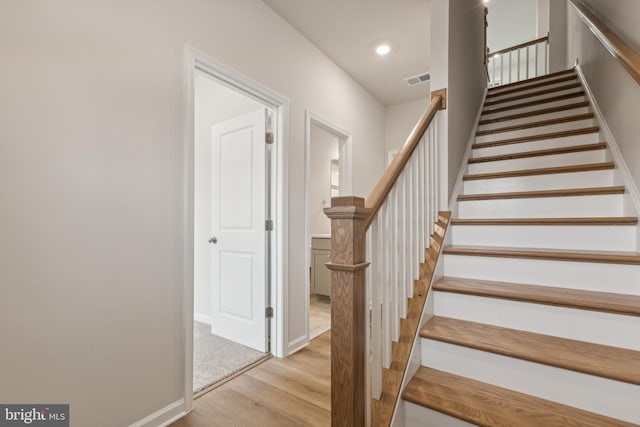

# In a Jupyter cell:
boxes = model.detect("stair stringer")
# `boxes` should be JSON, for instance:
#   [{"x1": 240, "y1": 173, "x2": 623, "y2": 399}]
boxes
[{"x1": 575, "y1": 64, "x2": 640, "y2": 238}]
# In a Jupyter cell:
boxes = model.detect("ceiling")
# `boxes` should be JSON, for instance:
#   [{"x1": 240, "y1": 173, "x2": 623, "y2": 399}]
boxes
[{"x1": 262, "y1": 0, "x2": 432, "y2": 106}]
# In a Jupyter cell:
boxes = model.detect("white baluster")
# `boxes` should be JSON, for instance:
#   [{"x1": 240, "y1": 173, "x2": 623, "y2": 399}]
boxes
[
  {"x1": 406, "y1": 160, "x2": 414, "y2": 298},
  {"x1": 390, "y1": 186, "x2": 399, "y2": 342},
  {"x1": 517, "y1": 49, "x2": 521, "y2": 82},
  {"x1": 365, "y1": 226, "x2": 372, "y2": 417},
  {"x1": 418, "y1": 137, "x2": 426, "y2": 262},
  {"x1": 413, "y1": 151, "x2": 420, "y2": 278},
  {"x1": 508, "y1": 51, "x2": 512, "y2": 84},
  {"x1": 398, "y1": 170, "x2": 407, "y2": 319},
  {"x1": 535, "y1": 43, "x2": 539, "y2": 77},
  {"x1": 492, "y1": 57, "x2": 496, "y2": 86},
  {"x1": 382, "y1": 199, "x2": 391, "y2": 369},
  {"x1": 371, "y1": 214, "x2": 382, "y2": 400}
]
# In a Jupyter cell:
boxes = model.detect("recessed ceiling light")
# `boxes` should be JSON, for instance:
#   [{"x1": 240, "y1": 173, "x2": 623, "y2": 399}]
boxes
[{"x1": 376, "y1": 44, "x2": 391, "y2": 56}]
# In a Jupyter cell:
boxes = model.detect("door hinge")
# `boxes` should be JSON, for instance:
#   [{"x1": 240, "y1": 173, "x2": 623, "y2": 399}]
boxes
[
  {"x1": 265, "y1": 132, "x2": 274, "y2": 144},
  {"x1": 265, "y1": 307, "x2": 274, "y2": 318},
  {"x1": 265, "y1": 219, "x2": 273, "y2": 231}
]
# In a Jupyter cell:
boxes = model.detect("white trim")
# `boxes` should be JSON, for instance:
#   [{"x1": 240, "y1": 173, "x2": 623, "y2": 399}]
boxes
[
  {"x1": 128, "y1": 399, "x2": 187, "y2": 427},
  {"x1": 303, "y1": 110, "x2": 352, "y2": 345},
  {"x1": 193, "y1": 313, "x2": 212, "y2": 325},
  {"x1": 287, "y1": 334, "x2": 309, "y2": 356},
  {"x1": 181, "y1": 45, "x2": 290, "y2": 419},
  {"x1": 448, "y1": 86, "x2": 489, "y2": 211},
  {"x1": 575, "y1": 65, "x2": 640, "y2": 214}
]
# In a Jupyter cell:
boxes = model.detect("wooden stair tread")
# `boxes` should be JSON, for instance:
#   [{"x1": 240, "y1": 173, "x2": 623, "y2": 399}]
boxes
[
  {"x1": 421, "y1": 316, "x2": 640, "y2": 385},
  {"x1": 434, "y1": 276, "x2": 640, "y2": 316},
  {"x1": 472, "y1": 126, "x2": 600, "y2": 149},
  {"x1": 442, "y1": 245, "x2": 640, "y2": 265},
  {"x1": 484, "y1": 82, "x2": 583, "y2": 107},
  {"x1": 486, "y1": 75, "x2": 578, "y2": 99},
  {"x1": 450, "y1": 216, "x2": 638, "y2": 225},
  {"x1": 482, "y1": 91, "x2": 585, "y2": 115},
  {"x1": 463, "y1": 162, "x2": 615, "y2": 181},
  {"x1": 403, "y1": 367, "x2": 635, "y2": 427},
  {"x1": 478, "y1": 101, "x2": 590, "y2": 125},
  {"x1": 487, "y1": 69, "x2": 576, "y2": 94},
  {"x1": 476, "y1": 113, "x2": 594, "y2": 136},
  {"x1": 468, "y1": 142, "x2": 606, "y2": 164}
]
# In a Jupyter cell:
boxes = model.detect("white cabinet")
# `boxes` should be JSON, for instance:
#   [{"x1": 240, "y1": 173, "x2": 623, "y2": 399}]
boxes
[{"x1": 311, "y1": 237, "x2": 331, "y2": 297}]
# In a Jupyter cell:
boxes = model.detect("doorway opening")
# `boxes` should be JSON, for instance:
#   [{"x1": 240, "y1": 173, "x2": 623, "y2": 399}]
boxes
[
  {"x1": 184, "y1": 48, "x2": 289, "y2": 407},
  {"x1": 304, "y1": 112, "x2": 352, "y2": 342}
]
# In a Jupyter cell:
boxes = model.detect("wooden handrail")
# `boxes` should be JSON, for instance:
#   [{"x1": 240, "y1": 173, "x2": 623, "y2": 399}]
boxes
[
  {"x1": 489, "y1": 36, "x2": 548, "y2": 57},
  {"x1": 569, "y1": 0, "x2": 640, "y2": 86},
  {"x1": 364, "y1": 94, "x2": 443, "y2": 229}
]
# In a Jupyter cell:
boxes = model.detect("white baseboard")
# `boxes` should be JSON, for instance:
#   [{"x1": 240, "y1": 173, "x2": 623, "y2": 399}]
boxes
[
  {"x1": 447, "y1": 86, "x2": 488, "y2": 211},
  {"x1": 193, "y1": 313, "x2": 212, "y2": 325},
  {"x1": 575, "y1": 65, "x2": 640, "y2": 215},
  {"x1": 129, "y1": 398, "x2": 187, "y2": 427},
  {"x1": 287, "y1": 334, "x2": 309, "y2": 356}
]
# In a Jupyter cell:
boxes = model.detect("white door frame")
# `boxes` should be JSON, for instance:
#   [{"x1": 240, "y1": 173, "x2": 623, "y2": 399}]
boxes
[
  {"x1": 303, "y1": 110, "x2": 352, "y2": 343},
  {"x1": 182, "y1": 46, "x2": 290, "y2": 412}
]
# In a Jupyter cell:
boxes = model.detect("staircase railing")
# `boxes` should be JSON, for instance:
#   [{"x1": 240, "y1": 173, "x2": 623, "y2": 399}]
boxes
[
  {"x1": 487, "y1": 36, "x2": 549, "y2": 87},
  {"x1": 568, "y1": 0, "x2": 640, "y2": 86},
  {"x1": 324, "y1": 90, "x2": 446, "y2": 427}
]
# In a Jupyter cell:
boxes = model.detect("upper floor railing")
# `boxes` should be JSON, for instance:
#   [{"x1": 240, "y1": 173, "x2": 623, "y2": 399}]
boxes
[
  {"x1": 324, "y1": 91, "x2": 446, "y2": 427},
  {"x1": 568, "y1": 0, "x2": 640, "y2": 86},
  {"x1": 487, "y1": 36, "x2": 549, "y2": 88}
]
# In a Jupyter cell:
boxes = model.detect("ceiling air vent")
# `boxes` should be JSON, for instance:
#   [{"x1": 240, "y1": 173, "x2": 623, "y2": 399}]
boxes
[{"x1": 404, "y1": 72, "x2": 431, "y2": 87}]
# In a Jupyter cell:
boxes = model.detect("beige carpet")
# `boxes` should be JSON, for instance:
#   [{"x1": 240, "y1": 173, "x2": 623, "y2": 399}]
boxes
[
  {"x1": 310, "y1": 294, "x2": 331, "y2": 339},
  {"x1": 193, "y1": 321, "x2": 268, "y2": 393}
]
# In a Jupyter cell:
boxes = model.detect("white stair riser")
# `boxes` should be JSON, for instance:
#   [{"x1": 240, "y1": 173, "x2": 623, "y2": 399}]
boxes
[
  {"x1": 457, "y1": 194, "x2": 624, "y2": 218},
  {"x1": 472, "y1": 132, "x2": 600, "y2": 157},
  {"x1": 487, "y1": 80, "x2": 580, "y2": 103},
  {"x1": 403, "y1": 402, "x2": 475, "y2": 427},
  {"x1": 484, "y1": 88, "x2": 584, "y2": 111},
  {"x1": 463, "y1": 169, "x2": 615, "y2": 194},
  {"x1": 475, "y1": 119, "x2": 596, "y2": 144},
  {"x1": 489, "y1": 75, "x2": 577, "y2": 96},
  {"x1": 478, "y1": 106, "x2": 591, "y2": 131},
  {"x1": 433, "y1": 292, "x2": 640, "y2": 350},
  {"x1": 449, "y1": 224, "x2": 637, "y2": 252},
  {"x1": 443, "y1": 255, "x2": 640, "y2": 295},
  {"x1": 467, "y1": 150, "x2": 606, "y2": 175},
  {"x1": 421, "y1": 339, "x2": 640, "y2": 424},
  {"x1": 482, "y1": 96, "x2": 587, "y2": 118}
]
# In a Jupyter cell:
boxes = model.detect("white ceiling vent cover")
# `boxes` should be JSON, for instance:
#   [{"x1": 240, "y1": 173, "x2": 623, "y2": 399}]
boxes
[{"x1": 404, "y1": 72, "x2": 431, "y2": 87}]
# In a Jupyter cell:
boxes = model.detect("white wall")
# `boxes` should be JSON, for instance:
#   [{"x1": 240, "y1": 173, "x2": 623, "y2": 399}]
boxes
[
  {"x1": 193, "y1": 71, "x2": 264, "y2": 323},
  {"x1": 0, "y1": 0, "x2": 385, "y2": 425},
  {"x1": 567, "y1": 0, "x2": 640, "y2": 190},
  {"x1": 487, "y1": 0, "x2": 538, "y2": 52},
  {"x1": 384, "y1": 98, "x2": 430, "y2": 155},
  {"x1": 309, "y1": 124, "x2": 339, "y2": 236},
  {"x1": 537, "y1": 0, "x2": 550, "y2": 37},
  {"x1": 548, "y1": 0, "x2": 568, "y2": 72},
  {"x1": 447, "y1": 0, "x2": 488, "y2": 200}
]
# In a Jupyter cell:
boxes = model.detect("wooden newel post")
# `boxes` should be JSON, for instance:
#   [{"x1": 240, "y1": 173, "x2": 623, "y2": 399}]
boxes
[{"x1": 324, "y1": 196, "x2": 371, "y2": 427}]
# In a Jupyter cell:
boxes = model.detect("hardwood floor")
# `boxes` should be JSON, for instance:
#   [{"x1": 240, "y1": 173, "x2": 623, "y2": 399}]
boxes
[{"x1": 171, "y1": 331, "x2": 331, "y2": 427}]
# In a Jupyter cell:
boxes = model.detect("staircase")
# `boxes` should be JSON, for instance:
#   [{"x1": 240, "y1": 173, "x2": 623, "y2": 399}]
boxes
[{"x1": 400, "y1": 68, "x2": 640, "y2": 426}]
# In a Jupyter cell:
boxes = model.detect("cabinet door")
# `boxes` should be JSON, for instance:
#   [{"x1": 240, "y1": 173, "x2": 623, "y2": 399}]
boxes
[{"x1": 312, "y1": 250, "x2": 332, "y2": 297}]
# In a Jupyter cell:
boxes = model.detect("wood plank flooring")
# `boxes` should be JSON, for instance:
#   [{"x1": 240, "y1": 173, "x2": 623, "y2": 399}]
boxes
[{"x1": 171, "y1": 332, "x2": 331, "y2": 427}]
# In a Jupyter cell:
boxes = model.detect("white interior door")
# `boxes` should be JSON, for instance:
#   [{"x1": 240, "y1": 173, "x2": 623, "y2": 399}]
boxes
[{"x1": 210, "y1": 108, "x2": 267, "y2": 352}]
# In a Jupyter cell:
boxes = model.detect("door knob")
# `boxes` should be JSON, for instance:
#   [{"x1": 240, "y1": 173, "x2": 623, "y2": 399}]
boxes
[{"x1": 208, "y1": 236, "x2": 218, "y2": 244}]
